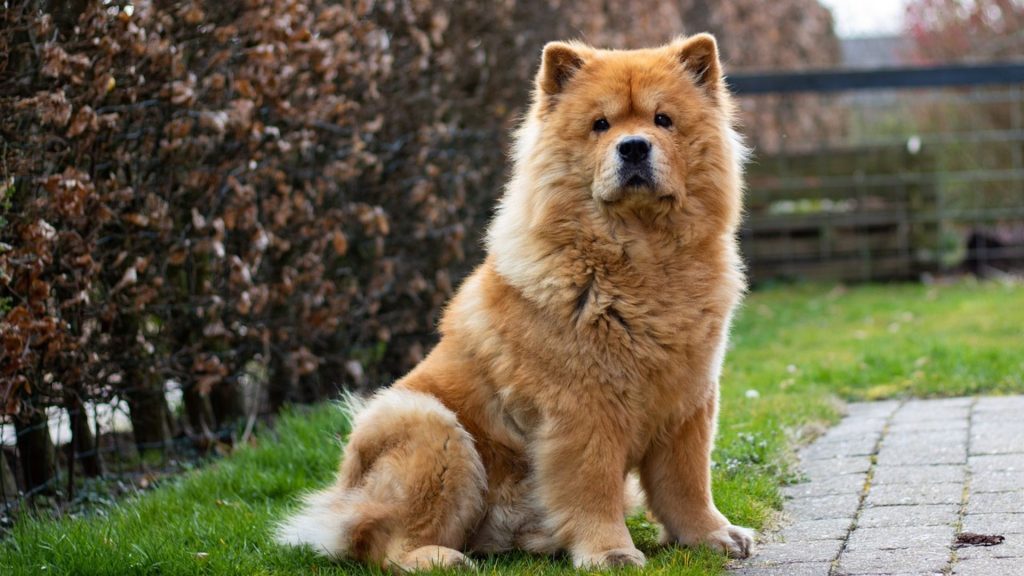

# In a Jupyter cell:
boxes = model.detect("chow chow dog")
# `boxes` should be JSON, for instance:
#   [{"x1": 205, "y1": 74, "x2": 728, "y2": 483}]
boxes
[{"x1": 277, "y1": 33, "x2": 753, "y2": 571}]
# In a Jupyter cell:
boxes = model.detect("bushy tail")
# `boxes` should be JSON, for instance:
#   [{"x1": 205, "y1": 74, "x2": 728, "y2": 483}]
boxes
[
  {"x1": 275, "y1": 486, "x2": 399, "y2": 560},
  {"x1": 274, "y1": 386, "x2": 487, "y2": 567},
  {"x1": 274, "y1": 392, "x2": 392, "y2": 559}
]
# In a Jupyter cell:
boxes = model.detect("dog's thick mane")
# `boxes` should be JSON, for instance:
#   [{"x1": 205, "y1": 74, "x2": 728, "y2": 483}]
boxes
[{"x1": 486, "y1": 101, "x2": 747, "y2": 316}]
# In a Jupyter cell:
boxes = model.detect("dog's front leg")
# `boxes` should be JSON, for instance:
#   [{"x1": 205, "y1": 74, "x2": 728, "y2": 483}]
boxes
[
  {"x1": 534, "y1": 415, "x2": 645, "y2": 568},
  {"x1": 640, "y1": 391, "x2": 755, "y2": 558}
]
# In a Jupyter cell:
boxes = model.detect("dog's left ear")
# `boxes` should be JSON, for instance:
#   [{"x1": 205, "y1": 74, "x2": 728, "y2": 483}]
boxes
[{"x1": 674, "y1": 33, "x2": 722, "y2": 94}]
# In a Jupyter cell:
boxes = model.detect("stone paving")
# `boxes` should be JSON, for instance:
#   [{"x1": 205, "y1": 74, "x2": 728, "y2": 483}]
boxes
[{"x1": 730, "y1": 395, "x2": 1024, "y2": 576}]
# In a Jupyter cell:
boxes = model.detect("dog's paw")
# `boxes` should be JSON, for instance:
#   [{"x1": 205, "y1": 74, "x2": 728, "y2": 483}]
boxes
[
  {"x1": 573, "y1": 546, "x2": 647, "y2": 569},
  {"x1": 394, "y1": 545, "x2": 474, "y2": 572},
  {"x1": 701, "y1": 524, "x2": 755, "y2": 559}
]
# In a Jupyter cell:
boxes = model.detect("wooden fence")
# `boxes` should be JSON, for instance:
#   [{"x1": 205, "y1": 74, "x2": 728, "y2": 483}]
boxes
[{"x1": 731, "y1": 63, "x2": 1024, "y2": 283}]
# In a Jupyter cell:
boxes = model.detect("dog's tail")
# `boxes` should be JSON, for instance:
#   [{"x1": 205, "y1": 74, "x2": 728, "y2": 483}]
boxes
[
  {"x1": 274, "y1": 483, "x2": 401, "y2": 559},
  {"x1": 274, "y1": 391, "x2": 398, "y2": 559},
  {"x1": 624, "y1": 471, "x2": 647, "y2": 516},
  {"x1": 274, "y1": 386, "x2": 486, "y2": 567}
]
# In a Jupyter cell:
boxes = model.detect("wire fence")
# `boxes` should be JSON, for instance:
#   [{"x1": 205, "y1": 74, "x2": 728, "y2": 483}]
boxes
[
  {"x1": 0, "y1": 376, "x2": 260, "y2": 529},
  {"x1": 732, "y1": 63, "x2": 1024, "y2": 283}
]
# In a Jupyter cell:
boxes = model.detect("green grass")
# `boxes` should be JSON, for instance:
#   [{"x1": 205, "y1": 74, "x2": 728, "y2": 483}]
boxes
[{"x1": 3, "y1": 281, "x2": 1022, "y2": 575}]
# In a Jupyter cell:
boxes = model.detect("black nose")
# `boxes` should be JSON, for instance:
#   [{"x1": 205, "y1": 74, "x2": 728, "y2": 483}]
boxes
[{"x1": 617, "y1": 137, "x2": 651, "y2": 164}]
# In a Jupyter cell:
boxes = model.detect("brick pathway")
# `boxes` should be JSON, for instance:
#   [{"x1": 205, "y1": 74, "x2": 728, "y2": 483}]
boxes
[{"x1": 731, "y1": 395, "x2": 1024, "y2": 576}]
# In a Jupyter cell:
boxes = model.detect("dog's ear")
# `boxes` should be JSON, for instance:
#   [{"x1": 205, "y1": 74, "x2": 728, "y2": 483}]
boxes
[
  {"x1": 537, "y1": 41, "x2": 586, "y2": 96},
  {"x1": 674, "y1": 33, "x2": 722, "y2": 93}
]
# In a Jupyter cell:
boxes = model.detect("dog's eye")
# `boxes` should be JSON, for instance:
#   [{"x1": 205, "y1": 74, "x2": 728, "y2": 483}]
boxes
[
  {"x1": 592, "y1": 118, "x2": 610, "y2": 133},
  {"x1": 654, "y1": 113, "x2": 673, "y2": 128}
]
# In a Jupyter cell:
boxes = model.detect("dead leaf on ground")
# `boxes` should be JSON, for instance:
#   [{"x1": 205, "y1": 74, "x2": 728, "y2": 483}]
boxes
[{"x1": 954, "y1": 532, "x2": 1005, "y2": 548}]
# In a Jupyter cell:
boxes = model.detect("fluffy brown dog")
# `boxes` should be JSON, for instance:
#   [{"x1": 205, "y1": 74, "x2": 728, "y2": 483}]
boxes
[{"x1": 277, "y1": 33, "x2": 754, "y2": 571}]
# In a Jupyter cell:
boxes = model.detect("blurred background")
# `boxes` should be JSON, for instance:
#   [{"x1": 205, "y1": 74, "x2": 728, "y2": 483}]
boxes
[{"x1": 1, "y1": 0, "x2": 1022, "y2": 524}]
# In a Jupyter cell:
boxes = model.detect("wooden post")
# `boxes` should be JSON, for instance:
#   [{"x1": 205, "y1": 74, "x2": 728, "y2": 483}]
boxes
[
  {"x1": 0, "y1": 452, "x2": 17, "y2": 501},
  {"x1": 905, "y1": 143, "x2": 938, "y2": 276},
  {"x1": 66, "y1": 392, "x2": 103, "y2": 477}
]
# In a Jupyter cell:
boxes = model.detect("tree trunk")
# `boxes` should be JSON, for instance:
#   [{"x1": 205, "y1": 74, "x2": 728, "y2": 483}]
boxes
[
  {"x1": 14, "y1": 410, "x2": 57, "y2": 495},
  {"x1": 298, "y1": 371, "x2": 320, "y2": 404},
  {"x1": 0, "y1": 452, "x2": 17, "y2": 501},
  {"x1": 66, "y1": 393, "x2": 103, "y2": 477},
  {"x1": 118, "y1": 313, "x2": 173, "y2": 457},
  {"x1": 126, "y1": 368, "x2": 172, "y2": 457},
  {"x1": 210, "y1": 378, "x2": 244, "y2": 429},
  {"x1": 267, "y1": 348, "x2": 292, "y2": 413}
]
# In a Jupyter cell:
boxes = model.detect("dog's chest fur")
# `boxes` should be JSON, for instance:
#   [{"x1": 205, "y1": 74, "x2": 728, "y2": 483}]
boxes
[
  {"x1": 546, "y1": 222, "x2": 738, "y2": 383},
  {"x1": 464, "y1": 225, "x2": 739, "y2": 435},
  {"x1": 430, "y1": 209, "x2": 743, "y2": 553}
]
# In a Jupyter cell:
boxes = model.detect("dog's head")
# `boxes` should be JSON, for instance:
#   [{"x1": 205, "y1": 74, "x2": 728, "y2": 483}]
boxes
[{"x1": 512, "y1": 35, "x2": 744, "y2": 231}]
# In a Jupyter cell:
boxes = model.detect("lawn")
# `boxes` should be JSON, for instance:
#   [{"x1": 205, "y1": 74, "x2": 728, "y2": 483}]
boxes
[{"x1": 3, "y1": 281, "x2": 1022, "y2": 575}]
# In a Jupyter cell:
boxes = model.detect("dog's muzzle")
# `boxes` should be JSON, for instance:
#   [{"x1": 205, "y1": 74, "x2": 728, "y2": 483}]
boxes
[{"x1": 617, "y1": 136, "x2": 655, "y2": 189}]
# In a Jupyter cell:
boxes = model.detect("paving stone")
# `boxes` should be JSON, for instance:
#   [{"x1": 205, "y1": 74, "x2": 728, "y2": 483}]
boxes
[
  {"x1": 814, "y1": 427, "x2": 882, "y2": 443},
  {"x1": 973, "y1": 415, "x2": 1022, "y2": 427},
  {"x1": 887, "y1": 413, "x2": 970, "y2": 428},
  {"x1": 915, "y1": 397, "x2": 976, "y2": 409},
  {"x1": 955, "y1": 534, "x2": 1024, "y2": 559},
  {"x1": 880, "y1": 438, "x2": 966, "y2": 457},
  {"x1": 865, "y1": 482, "x2": 964, "y2": 507},
  {"x1": 846, "y1": 400, "x2": 901, "y2": 417},
  {"x1": 953, "y1": 556, "x2": 1024, "y2": 575},
  {"x1": 825, "y1": 419, "x2": 889, "y2": 439},
  {"x1": 782, "y1": 474, "x2": 866, "y2": 499},
  {"x1": 786, "y1": 493, "x2": 862, "y2": 521},
  {"x1": 897, "y1": 396, "x2": 972, "y2": 410},
  {"x1": 802, "y1": 437, "x2": 878, "y2": 460},
  {"x1": 888, "y1": 407, "x2": 966, "y2": 422},
  {"x1": 839, "y1": 569, "x2": 942, "y2": 573},
  {"x1": 970, "y1": 422, "x2": 1024, "y2": 456},
  {"x1": 883, "y1": 431, "x2": 967, "y2": 448},
  {"x1": 800, "y1": 457, "x2": 872, "y2": 480},
  {"x1": 776, "y1": 518, "x2": 853, "y2": 542},
  {"x1": 871, "y1": 464, "x2": 965, "y2": 486},
  {"x1": 857, "y1": 504, "x2": 960, "y2": 528},
  {"x1": 969, "y1": 454, "x2": 1024, "y2": 475},
  {"x1": 888, "y1": 419, "x2": 968, "y2": 433},
  {"x1": 835, "y1": 547, "x2": 950, "y2": 575},
  {"x1": 971, "y1": 471, "x2": 1024, "y2": 493},
  {"x1": 973, "y1": 395, "x2": 1024, "y2": 416},
  {"x1": 967, "y1": 491, "x2": 1024, "y2": 515},
  {"x1": 746, "y1": 539, "x2": 843, "y2": 564},
  {"x1": 737, "y1": 396, "x2": 1024, "y2": 576},
  {"x1": 961, "y1": 513, "x2": 1024, "y2": 535},
  {"x1": 891, "y1": 403, "x2": 970, "y2": 424},
  {"x1": 729, "y1": 561, "x2": 832, "y2": 576},
  {"x1": 843, "y1": 525, "x2": 955, "y2": 553},
  {"x1": 876, "y1": 442, "x2": 966, "y2": 466},
  {"x1": 835, "y1": 569, "x2": 937, "y2": 573}
]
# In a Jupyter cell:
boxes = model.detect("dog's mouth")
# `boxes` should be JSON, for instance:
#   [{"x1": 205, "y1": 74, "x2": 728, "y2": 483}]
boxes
[
  {"x1": 625, "y1": 174, "x2": 652, "y2": 188},
  {"x1": 619, "y1": 167, "x2": 655, "y2": 191}
]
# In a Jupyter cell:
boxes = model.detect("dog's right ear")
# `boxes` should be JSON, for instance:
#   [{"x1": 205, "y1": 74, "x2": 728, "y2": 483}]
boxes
[{"x1": 537, "y1": 41, "x2": 586, "y2": 96}]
